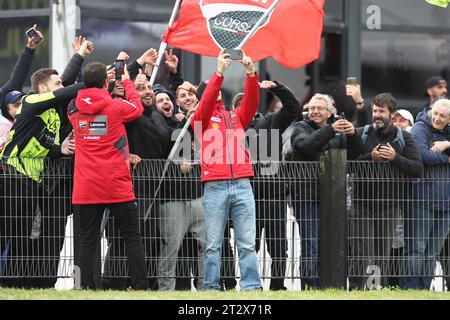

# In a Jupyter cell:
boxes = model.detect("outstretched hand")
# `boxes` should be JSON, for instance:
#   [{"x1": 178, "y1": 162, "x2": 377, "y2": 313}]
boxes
[
  {"x1": 138, "y1": 48, "x2": 159, "y2": 67},
  {"x1": 259, "y1": 81, "x2": 277, "y2": 90},
  {"x1": 164, "y1": 49, "x2": 179, "y2": 74},
  {"x1": 26, "y1": 24, "x2": 44, "y2": 49},
  {"x1": 76, "y1": 37, "x2": 94, "y2": 57},
  {"x1": 240, "y1": 52, "x2": 256, "y2": 76},
  {"x1": 217, "y1": 49, "x2": 232, "y2": 76}
]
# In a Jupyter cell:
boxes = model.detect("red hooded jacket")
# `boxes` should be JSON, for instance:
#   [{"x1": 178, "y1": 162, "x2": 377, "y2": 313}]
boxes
[
  {"x1": 191, "y1": 72, "x2": 259, "y2": 182},
  {"x1": 69, "y1": 79, "x2": 143, "y2": 204}
]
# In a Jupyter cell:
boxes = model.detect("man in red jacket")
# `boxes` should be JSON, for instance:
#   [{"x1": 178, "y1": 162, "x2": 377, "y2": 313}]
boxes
[
  {"x1": 68, "y1": 62, "x2": 147, "y2": 290},
  {"x1": 191, "y1": 49, "x2": 262, "y2": 291}
]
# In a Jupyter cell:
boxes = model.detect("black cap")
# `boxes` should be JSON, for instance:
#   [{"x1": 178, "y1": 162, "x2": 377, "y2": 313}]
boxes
[
  {"x1": 424, "y1": 76, "x2": 447, "y2": 97},
  {"x1": 153, "y1": 84, "x2": 177, "y2": 107},
  {"x1": 426, "y1": 76, "x2": 447, "y2": 90},
  {"x1": 196, "y1": 80, "x2": 209, "y2": 101}
]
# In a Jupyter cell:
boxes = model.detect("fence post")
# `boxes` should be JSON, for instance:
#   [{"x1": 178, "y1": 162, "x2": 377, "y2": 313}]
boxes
[{"x1": 319, "y1": 148, "x2": 347, "y2": 289}]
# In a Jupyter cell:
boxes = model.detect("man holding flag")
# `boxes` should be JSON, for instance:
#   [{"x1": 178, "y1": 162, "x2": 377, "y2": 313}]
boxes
[{"x1": 151, "y1": 0, "x2": 324, "y2": 291}]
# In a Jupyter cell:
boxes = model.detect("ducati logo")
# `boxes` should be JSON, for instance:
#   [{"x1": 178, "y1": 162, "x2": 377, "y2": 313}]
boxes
[
  {"x1": 79, "y1": 120, "x2": 87, "y2": 130},
  {"x1": 200, "y1": 0, "x2": 275, "y2": 49}
]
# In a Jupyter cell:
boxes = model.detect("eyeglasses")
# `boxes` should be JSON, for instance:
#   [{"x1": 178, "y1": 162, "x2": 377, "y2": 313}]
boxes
[{"x1": 308, "y1": 106, "x2": 328, "y2": 112}]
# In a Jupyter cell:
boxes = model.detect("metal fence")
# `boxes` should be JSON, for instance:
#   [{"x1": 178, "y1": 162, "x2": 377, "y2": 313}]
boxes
[
  {"x1": 347, "y1": 161, "x2": 450, "y2": 291},
  {"x1": 0, "y1": 156, "x2": 449, "y2": 291}
]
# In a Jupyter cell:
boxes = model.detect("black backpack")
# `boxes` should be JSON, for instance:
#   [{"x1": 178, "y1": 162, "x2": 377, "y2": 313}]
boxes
[{"x1": 360, "y1": 125, "x2": 406, "y2": 154}]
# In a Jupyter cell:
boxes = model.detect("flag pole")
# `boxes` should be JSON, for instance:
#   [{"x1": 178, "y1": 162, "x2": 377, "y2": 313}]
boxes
[
  {"x1": 149, "y1": 0, "x2": 182, "y2": 85},
  {"x1": 145, "y1": 0, "x2": 281, "y2": 220},
  {"x1": 236, "y1": 0, "x2": 280, "y2": 50},
  {"x1": 144, "y1": 104, "x2": 198, "y2": 221}
]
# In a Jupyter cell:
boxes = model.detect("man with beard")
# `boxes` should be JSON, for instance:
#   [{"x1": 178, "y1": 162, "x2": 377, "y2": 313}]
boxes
[
  {"x1": 348, "y1": 93, "x2": 423, "y2": 290},
  {"x1": 100, "y1": 74, "x2": 172, "y2": 290},
  {"x1": 150, "y1": 85, "x2": 205, "y2": 291}
]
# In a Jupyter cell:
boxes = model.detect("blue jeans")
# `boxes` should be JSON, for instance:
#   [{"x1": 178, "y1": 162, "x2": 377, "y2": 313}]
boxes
[
  {"x1": 296, "y1": 201, "x2": 320, "y2": 289},
  {"x1": 401, "y1": 203, "x2": 450, "y2": 289},
  {"x1": 202, "y1": 179, "x2": 261, "y2": 291}
]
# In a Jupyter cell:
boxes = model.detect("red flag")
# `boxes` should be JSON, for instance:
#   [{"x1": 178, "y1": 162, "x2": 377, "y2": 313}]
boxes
[{"x1": 164, "y1": 0, "x2": 325, "y2": 69}]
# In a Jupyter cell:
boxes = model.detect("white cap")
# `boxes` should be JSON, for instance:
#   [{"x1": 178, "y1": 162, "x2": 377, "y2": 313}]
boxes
[{"x1": 394, "y1": 109, "x2": 414, "y2": 126}]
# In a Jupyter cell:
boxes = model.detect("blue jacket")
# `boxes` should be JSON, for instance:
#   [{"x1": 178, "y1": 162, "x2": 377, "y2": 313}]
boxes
[
  {"x1": 411, "y1": 111, "x2": 450, "y2": 210},
  {"x1": 412, "y1": 111, "x2": 450, "y2": 165}
]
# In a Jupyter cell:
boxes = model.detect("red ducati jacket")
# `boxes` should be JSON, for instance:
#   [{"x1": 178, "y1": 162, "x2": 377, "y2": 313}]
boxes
[
  {"x1": 69, "y1": 79, "x2": 143, "y2": 204},
  {"x1": 191, "y1": 72, "x2": 259, "y2": 182}
]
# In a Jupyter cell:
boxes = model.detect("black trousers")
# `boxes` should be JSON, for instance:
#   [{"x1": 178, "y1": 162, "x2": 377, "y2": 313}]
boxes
[
  {"x1": 255, "y1": 199, "x2": 287, "y2": 290},
  {"x1": 79, "y1": 201, "x2": 147, "y2": 290},
  {"x1": 348, "y1": 203, "x2": 400, "y2": 290},
  {"x1": 0, "y1": 169, "x2": 69, "y2": 288}
]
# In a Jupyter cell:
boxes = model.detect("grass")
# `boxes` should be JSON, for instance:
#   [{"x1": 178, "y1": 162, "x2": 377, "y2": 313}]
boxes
[{"x1": 1, "y1": 288, "x2": 449, "y2": 300}]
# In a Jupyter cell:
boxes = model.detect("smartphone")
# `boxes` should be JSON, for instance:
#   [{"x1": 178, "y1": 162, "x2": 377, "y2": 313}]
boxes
[
  {"x1": 378, "y1": 143, "x2": 388, "y2": 150},
  {"x1": 347, "y1": 77, "x2": 358, "y2": 85},
  {"x1": 224, "y1": 48, "x2": 243, "y2": 61},
  {"x1": 114, "y1": 59, "x2": 125, "y2": 80},
  {"x1": 340, "y1": 112, "x2": 346, "y2": 120},
  {"x1": 25, "y1": 27, "x2": 44, "y2": 46},
  {"x1": 70, "y1": 130, "x2": 75, "y2": 140}
]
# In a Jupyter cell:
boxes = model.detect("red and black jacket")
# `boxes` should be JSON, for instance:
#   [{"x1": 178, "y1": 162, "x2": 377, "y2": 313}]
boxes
[
  {"x1": 69, "y1": 79, "x2": 143, "y2": 204},
  {"x1": 191, "y1": 72, "x2": 259, "y2": 182}
]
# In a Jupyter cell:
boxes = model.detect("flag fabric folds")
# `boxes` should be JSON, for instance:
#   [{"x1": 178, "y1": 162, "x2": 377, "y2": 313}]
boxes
[{"x1": 164, "y1": 0, "x2": 325, "y2": 69}]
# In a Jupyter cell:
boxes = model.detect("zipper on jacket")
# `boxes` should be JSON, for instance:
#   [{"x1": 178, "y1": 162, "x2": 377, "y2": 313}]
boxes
[
  {"x1": 218, "y1": 108, "x2": 235, "y2": 179},
  {"x1": 205, "y1": 148, "x2": 217, "y2": 168}
]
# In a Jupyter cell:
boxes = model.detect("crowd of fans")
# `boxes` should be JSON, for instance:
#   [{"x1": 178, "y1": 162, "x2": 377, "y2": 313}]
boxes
[{"x1": 0, "y1": 26, "x2": 449, "y2": 291}]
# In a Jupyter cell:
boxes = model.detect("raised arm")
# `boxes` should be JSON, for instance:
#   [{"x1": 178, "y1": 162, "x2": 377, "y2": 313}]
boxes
[
  {"x1": 21, "y1": 83, "x2": 85, "y2": 116},
  {"x1": 119, "y1": 65, "x2": 144, "y2": 123},
  {"x1": 165, "y1": 49, "x2": 184, "y2": 93},
  {"x1": 235, "y1": 54, "x2": 259, "y2": 129},
  {"x1": 265, "y1": 81, "x2": 299, "y2": 132},
  {"x1": 61, "y1": 37, "x2": 94, "y2": 86},
  {"x1": 191, "y1": 49, "x2": 230, "y2": 132},
  {"x1": 0, "y1": 25, "x2": 43, "y2": 98}
]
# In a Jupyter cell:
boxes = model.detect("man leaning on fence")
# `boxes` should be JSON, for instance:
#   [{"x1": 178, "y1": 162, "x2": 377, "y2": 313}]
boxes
[
  {"x1": 290, "y1": 93, "x2": 363, "y2": 289},
  {"x1": 191, "y1": 49, "x2": 262, "y2": 291},
  {"x1": 68, "y1": 62, "x2": 148, "y2": 290},
  {"x1": 349, "y1": 93, "x2": 424, "y2": 290},
  {"x1": 401, "y1": 98, "x2": 450, "y2": 290}
]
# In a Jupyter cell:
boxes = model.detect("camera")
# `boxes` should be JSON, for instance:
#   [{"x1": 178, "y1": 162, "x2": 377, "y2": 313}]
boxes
[
  {"x1": 114, "y1": 59, "x2": 125, "y2": 80},
  {"x1": 224, "y1": 48, "x2": 243, "y2": 60},
  {"x1": 25, "y1": 26, "x2": 44, "y2": 46}
]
